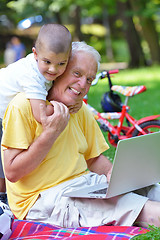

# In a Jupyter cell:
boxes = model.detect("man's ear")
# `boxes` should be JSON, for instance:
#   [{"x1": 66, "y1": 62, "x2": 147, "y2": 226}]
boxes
[{"x1": 32, "y1": 47, "x2": 38, "y2": 61}]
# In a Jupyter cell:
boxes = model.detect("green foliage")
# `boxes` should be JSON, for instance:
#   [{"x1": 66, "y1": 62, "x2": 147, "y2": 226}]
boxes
[
  {"x1": 7, "y1": 0, "x2": 53, "y2": 20},
  {"x1": 1, "y1": 0, "x2": 160, "y2": 67},
  {"x1": 112, "y1": 40, "x2": 129, "y2": 62},
  {"x1": 0, "y1": 0, "x2": 17, "y2": 26},
  {"x1": 134, "y1": 0, "x2": 160, "y2": 18},
  {"x1": 132, "y1": 225, "x2": 160, "y2": 239},
  {"x1": 86, "y1": 36, "x2": 129, "y2": 63},
  {"x1": 81, "y1": 24, "x2": 106, "y2": 37}
]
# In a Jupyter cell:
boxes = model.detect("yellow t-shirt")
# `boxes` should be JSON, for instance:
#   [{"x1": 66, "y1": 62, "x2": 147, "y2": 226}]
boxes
[{"x1": 2, "y1": 93, "x2": 109, "y2": 219}]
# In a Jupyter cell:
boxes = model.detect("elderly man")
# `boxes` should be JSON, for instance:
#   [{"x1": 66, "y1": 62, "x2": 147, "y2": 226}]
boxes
[{"x1": 1, "y1": 42, "x2": 160, "y2": 228}]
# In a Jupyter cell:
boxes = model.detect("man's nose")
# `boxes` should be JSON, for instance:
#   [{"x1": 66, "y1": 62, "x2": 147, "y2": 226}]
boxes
[{"x1": 79, "y1": 77, "x2": 87, "y2": 89}]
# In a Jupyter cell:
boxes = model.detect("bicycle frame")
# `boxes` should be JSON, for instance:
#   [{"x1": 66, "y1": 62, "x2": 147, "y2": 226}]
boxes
[
  {"x1": 84, "y1": 70, "x2": 160, "y2": 147},
  {"x1": 86, "y1": 101, "x2": 160, "y2": 145}
]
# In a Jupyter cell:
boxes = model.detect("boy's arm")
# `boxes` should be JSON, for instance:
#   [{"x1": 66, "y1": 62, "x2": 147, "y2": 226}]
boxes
[
  {"x1": 29, "y1": 99, "x2": 54, "y2": 123},
  {"x1": 30, "y1": 97, "x2": 82, "y2": 121}
]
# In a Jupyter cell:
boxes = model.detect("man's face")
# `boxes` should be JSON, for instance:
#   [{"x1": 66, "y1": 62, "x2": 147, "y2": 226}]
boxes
[
  {"x1": 48, "y1": 51, "x2": 98, "y2": 106},
  {"x1": 32, "y1": 47, "x2": 70, "y2": 82}
]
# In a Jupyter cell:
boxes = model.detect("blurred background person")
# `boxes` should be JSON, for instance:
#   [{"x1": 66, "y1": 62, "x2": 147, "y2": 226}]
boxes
[
  {"x1": 4, "y1": 36, "x2": 26, "y2": 66},
  {"x1": 4, "y1": 42, "x2": 16, "y2": 66},
  {"x1": 10, "y1": 36, "x2": 26, "y2": 62}
]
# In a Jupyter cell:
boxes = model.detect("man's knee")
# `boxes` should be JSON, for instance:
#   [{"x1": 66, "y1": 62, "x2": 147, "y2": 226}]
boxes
[{"x1": 135, "y1": 200, "x2": 160, "y2": 228}]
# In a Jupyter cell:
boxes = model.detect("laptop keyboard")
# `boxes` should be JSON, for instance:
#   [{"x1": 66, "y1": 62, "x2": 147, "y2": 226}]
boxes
[{"x1": 89, "y1": 187, "x2": 107, "y2": 194}]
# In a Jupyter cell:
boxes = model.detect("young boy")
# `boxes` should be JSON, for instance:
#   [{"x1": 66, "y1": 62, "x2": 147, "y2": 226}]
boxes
[{"x1": 0, "y1": 23, "x2": 73, "y2": 204}]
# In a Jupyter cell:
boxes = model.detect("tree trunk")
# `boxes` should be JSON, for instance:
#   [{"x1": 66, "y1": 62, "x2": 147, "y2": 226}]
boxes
[
  {"x1": 117, "y1": 0, "x2": 147, "y2": 68},
  {"x1": 55, "y1": 12, "x2": 62, "y2": 24},
  {"x1": 142, "y1": 18, "x2": 160, "y2": 64},
  {"x1": 102, "y1": 7, "x2": 114, "y2": 62},
  {"x1": 129, "y1": 0, "x2": 160, "y2": 64},
  {"x1": 73, "y1": 6, "x2": 83, "y2": 41}
]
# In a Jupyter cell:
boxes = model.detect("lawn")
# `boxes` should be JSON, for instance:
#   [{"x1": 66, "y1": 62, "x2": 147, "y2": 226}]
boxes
[{"x1": 87, "y1": 65, "x2": 160, "y2": 162}]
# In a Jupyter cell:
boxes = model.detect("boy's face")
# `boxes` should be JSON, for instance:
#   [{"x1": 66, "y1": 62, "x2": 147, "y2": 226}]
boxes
[{"x1": 32, "y1": 47, "x2": 70, "y2": 82}]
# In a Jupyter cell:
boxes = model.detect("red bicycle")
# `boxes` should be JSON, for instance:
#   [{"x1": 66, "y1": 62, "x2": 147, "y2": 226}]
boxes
[{"x1": 83, "y1": 70, "x2": 160, "y2": 147}]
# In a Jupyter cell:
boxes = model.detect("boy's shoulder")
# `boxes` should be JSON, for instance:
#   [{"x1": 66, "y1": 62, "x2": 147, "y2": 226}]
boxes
[{"x1": 0, "y1": 53, "x2": 33, "y2": 74}]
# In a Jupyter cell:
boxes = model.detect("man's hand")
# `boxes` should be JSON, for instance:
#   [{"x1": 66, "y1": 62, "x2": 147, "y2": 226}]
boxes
[
  {"x1": 40, "y1": 101, "x2": 70, "y2": 137},
  {"x1": 106, "y1": 167, "x2": 112, "y2": 183},
  {"x1": 87, "y1": 154, "x2": 112, "y2": 181}
]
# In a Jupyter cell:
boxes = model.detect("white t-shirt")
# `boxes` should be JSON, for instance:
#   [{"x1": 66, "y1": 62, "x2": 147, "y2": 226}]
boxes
[{"x1": 0, "y1": 53, "x2": 52, "y2": 118}]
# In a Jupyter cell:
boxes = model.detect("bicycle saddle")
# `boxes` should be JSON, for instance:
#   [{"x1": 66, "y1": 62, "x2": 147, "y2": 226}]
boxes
[{"x1": 111, "y1": 85, "x2": 146, "y2": 97}]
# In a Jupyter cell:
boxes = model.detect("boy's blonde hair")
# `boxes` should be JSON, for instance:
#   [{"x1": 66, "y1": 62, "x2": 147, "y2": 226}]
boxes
[{"x1": 35, "y1": 23, "x2": 72, "y2": 54}]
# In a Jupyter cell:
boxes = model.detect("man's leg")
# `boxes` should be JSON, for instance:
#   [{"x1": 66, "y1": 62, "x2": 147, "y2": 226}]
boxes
[
  {"x1": 0, "y1": 178, "x2": 7, "y2": 204},
  {"x1": 135, "y1": 200, "x2": 160, "y2": 227},
  {"x1": 0, "y1": 157, "x2": 7, "y2": 204},
  {"x1": 0, "y1": 178, "x2": 6, "y2": 192},
  {"x1": 26, "y1": 173, "x2": 149, "y2": 227}
]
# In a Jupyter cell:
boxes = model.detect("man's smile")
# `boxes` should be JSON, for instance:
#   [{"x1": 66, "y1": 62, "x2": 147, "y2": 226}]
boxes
[{"x1": 69, "y1": 87, "x2": 81, "y2": 95}]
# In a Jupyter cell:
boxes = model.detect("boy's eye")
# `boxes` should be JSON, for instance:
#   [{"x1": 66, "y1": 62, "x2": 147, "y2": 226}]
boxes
[
  {"x1": 44, "y1": 60, "x2": 51, "y2": 64},
  {"x1": 59, "y1": 62, "x2": 66, "y2": 66}
]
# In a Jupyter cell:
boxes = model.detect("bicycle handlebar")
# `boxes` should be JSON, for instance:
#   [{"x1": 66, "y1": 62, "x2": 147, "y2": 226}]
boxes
[
  {"x1": 107, "y1": 69, "x2": 119, "y2": 74},
  {"x1": 91, "y1": 69, "x2": 119, "y2": 86}
]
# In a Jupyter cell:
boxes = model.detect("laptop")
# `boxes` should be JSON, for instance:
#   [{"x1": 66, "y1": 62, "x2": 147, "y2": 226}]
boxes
[{"x1": 63, "y1": 132, "x2": 160, "y2": 199}]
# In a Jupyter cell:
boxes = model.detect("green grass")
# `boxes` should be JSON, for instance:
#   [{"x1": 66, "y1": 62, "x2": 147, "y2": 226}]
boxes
[
  {"x1": 132, "y1": 225, "x2": 160, "y2": 239},
  {"x1": 87, "y1": 65, "x2": 160, "y2": 161}
]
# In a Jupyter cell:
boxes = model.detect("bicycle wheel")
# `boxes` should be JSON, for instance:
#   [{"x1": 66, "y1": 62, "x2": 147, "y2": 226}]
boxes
[
  {"x1": 108, "y1": 126, "x2": 130, "y2": 147},
  {"x1": 132, "y1": 120, "x2": 160, "y2": 137}
]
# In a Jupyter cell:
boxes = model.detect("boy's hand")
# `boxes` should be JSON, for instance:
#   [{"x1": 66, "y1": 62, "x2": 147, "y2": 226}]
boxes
[
  {"x1": 46, "y1": 104, "x2": 54, "y2": 116},
  {"x1": 40, "y1": 101, "x2": 70, "y2": 136},
  {"x1": 68, "y1": 100, "x2": 83, "y2": 114}
]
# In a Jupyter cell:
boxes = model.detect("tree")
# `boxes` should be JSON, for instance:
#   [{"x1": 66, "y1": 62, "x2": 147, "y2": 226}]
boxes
[
  {"x1": 129, "y1": 0, "x2": 160, "y2": 64},
  {"x1": 3, "y1": 0, "x2": 160, "y2": 66},
  {"x1": 0, "y1": 0, "x2": 17, "y2": 29},
  {"x1": 117, "y1": 0, "x2": 147, "y2": 67}
]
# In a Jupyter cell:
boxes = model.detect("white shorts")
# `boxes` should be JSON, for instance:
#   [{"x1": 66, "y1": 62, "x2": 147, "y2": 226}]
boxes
[{"x1": 26, "y1": 172, "x2": 159, "y2": 228}]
